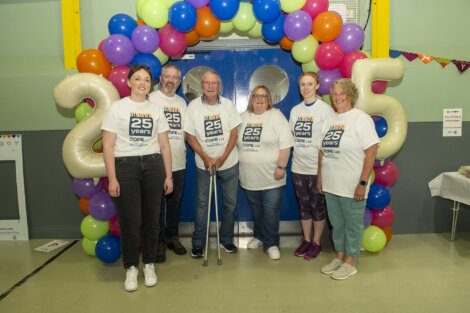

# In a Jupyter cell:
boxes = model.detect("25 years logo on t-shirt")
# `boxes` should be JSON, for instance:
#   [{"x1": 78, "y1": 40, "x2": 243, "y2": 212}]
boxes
[
  {"x1": 322, "y1": 124, "x2": 345, "y2": 148},
  {"x1": 204, "y1": 113, "x2": 223, "y2": 138},
  {"x1": 243, "y1": 121, "x2": 263, "y2": 142},
  {"x1": 164, "y1": 107, "x2": 181, "y2": 130},
  {"x1": 294, "y1": 116, "x2": 313, "y2": 138},
  {"x1": 129, "y1": 112, "x2": 153, "y2": 137}
]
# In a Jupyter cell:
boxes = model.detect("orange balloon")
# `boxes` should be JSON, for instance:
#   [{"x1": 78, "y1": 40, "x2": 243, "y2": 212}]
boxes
[
  {"x1": 279, "y1": 36, "x2": 293, "y2": 51},
  {"x1": 79, "y1": 198, "x2": 90, "y2": 215},
  {"x1": 137, "y1": 19, "x2": 145, "y2": 25},
  {"x1": 195, "y1": 6, "x2": 220, "y2": 38},
  {"x1": 312, "y1": 11, "x2": 343, "y2": 42},
  {"x1": 76, "y1": 49, "x2": 112, "y2": 78},
  {"x1": 382, "y1": 226, "x2": 393, "y2": 243},
  {"x1": 185, "y1": 29, "x2": 200, "y2": 46}
]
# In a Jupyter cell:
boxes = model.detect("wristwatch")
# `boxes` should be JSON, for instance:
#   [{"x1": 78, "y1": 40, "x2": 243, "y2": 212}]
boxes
[
  {"x1": 277, "y1": 165, "x2": 287, "y2": 170},
  {"x1": 359, "y1": 179, "x2": 368, "y2": 186}
]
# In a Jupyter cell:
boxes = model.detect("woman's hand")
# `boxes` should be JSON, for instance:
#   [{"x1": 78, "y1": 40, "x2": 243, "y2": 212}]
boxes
[
  {"x1": 354, "y1": 184, "x2": 366, "y2": 201},
  {"x1": 108, "y1": 178, "x2": 120, "y2": 197},
  {"x1": 274, "y1": 167, "x2": 285, "y2": 180},
  {"x1": 316, "y1": 177, "x2": 323, "y2": 194},
  {"x1": 164, "y1": 177, "x2": 174, "y2": 195}
]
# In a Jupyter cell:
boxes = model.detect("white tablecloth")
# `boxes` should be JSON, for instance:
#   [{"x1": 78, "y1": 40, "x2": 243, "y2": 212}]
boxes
[{"x1": 429, "y1": 172, "x2": 470, "y2": 205}]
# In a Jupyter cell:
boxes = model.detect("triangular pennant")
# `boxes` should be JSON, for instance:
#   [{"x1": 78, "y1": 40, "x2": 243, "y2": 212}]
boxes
[
  {"x1": 402, "y1": 52, "x2": 418, "y2": 62},
  {"x1": 389, "y1": 49, "x2": 402, "y2": 58},
  {"x1": 452, "y1": 60, "x2": 470, "y2": 73},
  {"x1": 434, "y1": 57, "x2": 451, "y2": 68},
  {"x1": 418, "y1": 54, "x2": 434, "y2": 64}
]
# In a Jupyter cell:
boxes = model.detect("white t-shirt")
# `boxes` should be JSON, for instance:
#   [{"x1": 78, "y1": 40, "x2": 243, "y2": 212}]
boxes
[
  {"x1": 149, "y1": 90, "x2": 187, "y2": 171},
  {"x1": 320, "y1": 108, "x2": 380, "y2": 198},
  {"x1": 289, "y1": 99, "x2": 334, "y2": 175},
  {"x1": 101, "y1": 97, "x2": 169, "y2": 157},
  {"x1": 238, "y1": 109, "x2": 294, "y2": 191},
  {"x1": 184, "y1": 96, "x2": 242, "y2": 171}
]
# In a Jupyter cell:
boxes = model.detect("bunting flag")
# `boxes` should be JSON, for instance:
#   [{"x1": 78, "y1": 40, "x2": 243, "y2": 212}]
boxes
[{"x1": 389, "y1": 49, "x2": 470, "y2": 73}]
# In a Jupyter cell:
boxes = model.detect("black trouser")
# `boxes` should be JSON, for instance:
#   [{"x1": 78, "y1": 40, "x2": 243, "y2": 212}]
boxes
[
  {"x1": 115, "y1": 154, "x2": 165, "y2": 268},
  {"x1": 159, "y1": 169, "x2": 185, "y2": 243}
]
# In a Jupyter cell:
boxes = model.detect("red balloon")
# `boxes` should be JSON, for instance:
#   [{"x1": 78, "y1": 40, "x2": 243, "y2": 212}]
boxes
[
  {"x1": 109, "y1": 214, "x2": 121, "y2": 237},
  {"x1": 339, "y1": 50, "x2": 367, "y2": 78},
  {"x1": 108, "y1": 65, "x2": 131, "y2": 97},
  {"x1": 314, "y1": 42, "x2": 344, "y2": 70},
  {"x1": 371, "y1": 205, "x2": 395, "y2": 228},
  {"x1": 302, "y1": 0, "x2": 329, "y2": 21},
  {"x1": 158, "y1": 24, "x2": 187, "y2": 57},
  {"x1": 372, "y1": 80, "x2": 388, "y2": 94},
  {"x1": 374, "y1": 161, "x2": 399, "y2": 186}
]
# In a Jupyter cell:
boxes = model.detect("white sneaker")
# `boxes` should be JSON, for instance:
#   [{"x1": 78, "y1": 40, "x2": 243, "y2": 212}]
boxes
[
  {"x1": 321, "y1": 258, "x2": 343, "y2": 274},
  {"x1": 247, "y1": 238, "x2": 263, "y2": 249},
  {"x1": 331, "y1": 263, "x2": 358, "y2": 280},
  {"x1": 124, "y1": 266, "x2": 138, "y2": 292},
  {"x1": 143, "y1": 263, "x2": 157, "y2": 287},
  {"x1": 267, "y1": 246, "x2": 281, "y2": 260}
]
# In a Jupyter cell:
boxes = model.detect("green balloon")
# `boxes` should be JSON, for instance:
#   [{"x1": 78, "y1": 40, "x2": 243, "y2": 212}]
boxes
[
  {"x1": 153, "y1": 48, "x2": 169, "y2": 65},
  {"x1": 136, "y1": 0, "x2": 148, "y2": 19},
  {"x1": 220, "y1": 21, "x2": 234, "y2": 35},
  {"x1": 141, "y1": 0, "x2": 168, "y2": 29},
  {"x1": 232, "y1": 2, "x2": 256, "y2": 32},
  {"x1": 75, "y1": 102, "x2": 93, "y2": 122},
  {"x1": 164, "y1": 0, "x2": 179, "y2": 8},
  {"x1": 92, "y1": 137, "x2": 103, "y2": 152},
  {"x1": 301, "y1": 59, "x2": 319, "y2": 73},
  {"x1": 280, "y1": 0, "x2": 307, "y2": 13},
  {"x1": 292, "y1": 35, "x2": 318, "y2": 64},
  {"x1": 80, "y1": 215, "x2": 109, "y2": 241},
  {"x1": 247, "y1": 21, "x2": 263, "y2": 39},
  {"x1": 82, "y1": 237, "x2": 97, "y2": 256},
  {"x1": 362, "y1": 225, "x2": 387, "y2": 252},
  {"x1": 320, "y1": 94, "x2": 332, "y2": 107}
]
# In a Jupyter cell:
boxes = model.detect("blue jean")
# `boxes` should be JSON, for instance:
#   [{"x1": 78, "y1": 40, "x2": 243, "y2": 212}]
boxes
[
  {"x1": 114, "y1": 154, "x2": 165, "y2": 268},
  {"x1": 244, "y1": 186, "x2": 284, "y2": 249},
  {"x1": 159, "y1": 169, "x2": 185, "y2": 243},
  {"x1": 324, "y1": 192, "x2": 365, "y2": 257},
  {"x1": 192, "y1": 164, "x2": 239, "y2": 248}
]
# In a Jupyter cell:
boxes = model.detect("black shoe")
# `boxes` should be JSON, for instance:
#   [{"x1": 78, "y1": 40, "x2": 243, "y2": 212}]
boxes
[
  {"x1": 156, "y1": 243, "x2": 166, "y2": 263},
  {"x1": 222, "y1": 243, "x2": 238, "y2": 253},
  {"x1": 191, "y1": 247, "x2": 203, "y2": 259},
  {"x1": 167, "y1": 238, "x2": 187, "y2": 255}
]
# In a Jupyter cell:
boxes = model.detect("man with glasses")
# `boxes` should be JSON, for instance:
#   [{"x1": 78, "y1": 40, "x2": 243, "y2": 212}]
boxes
[
  {"x1": 149, "y1": 64, "x2": 187, "y2": 262},
  {"x1": 184, "y1": 70, "x2": 242, "y2": 258}
]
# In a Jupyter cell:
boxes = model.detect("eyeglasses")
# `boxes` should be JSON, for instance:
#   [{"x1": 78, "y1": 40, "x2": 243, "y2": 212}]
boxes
[
  {"x1": 252, "y1": 94, "x2": 269, "y2": 100},
  {"x1": 162, "y1": 75, "x2": 180, "y2": 80},
  {"x1": 203, "y1": 81, "x2": 219, "y2": 86},
  {"x1": 331, "y1": 92, "x2": 346, "y2": 97}
]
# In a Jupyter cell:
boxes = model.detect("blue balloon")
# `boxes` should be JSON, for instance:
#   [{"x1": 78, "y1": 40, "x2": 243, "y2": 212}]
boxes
[
  {"x1": 366, "y1": 183, "x2": 391, "y2": 210},
  {"x1": 262, "y1": 13, "x2": 285, "y2": 44},
  {"x1": 108, "y1": 13, "x2": 138, "y2": 38},
  {"x1": 253, "y1": 0, "x2": 281, "y2": 23},
  {"x1": 374, "y1": 116, "x2": 388, "y2": 138},
  {"x1": 210, "y1": 0, "x2": 240, "y2": 21},
  {"x1": 95, "y1": 235, "x2": 121, "y2": 263},
  {"x1": 130, "y1": 53, "x2": 162, "y2": 80},
  {"x1": 169, "y1": 1, "x2": 198, "y2": 32}
]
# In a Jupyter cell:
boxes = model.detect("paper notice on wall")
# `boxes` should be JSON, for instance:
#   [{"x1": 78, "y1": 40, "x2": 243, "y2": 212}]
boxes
[{"x1": 443, "y1": 108, "x2": 462, "y2": 137}]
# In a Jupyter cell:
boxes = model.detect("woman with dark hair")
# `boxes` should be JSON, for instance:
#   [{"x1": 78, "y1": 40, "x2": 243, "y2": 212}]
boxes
[
  {"x1": 102, "y1": 65, "x2": 173, "y2": 291},
  {"x1": 238, "y1": 85, "x2": 293, "y2": 260}
]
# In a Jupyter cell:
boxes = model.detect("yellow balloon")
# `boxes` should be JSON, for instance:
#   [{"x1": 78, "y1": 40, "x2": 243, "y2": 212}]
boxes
[
  {"x1": 220, "y1": 21, "x2": 234, "y2": 34},
  {"x1": 247, "y1": 21, "x2": 263, "y2": 39},
  {"x1": 136, "y1": 0, "x2": 148, "y2": 19},
  {"x1": 153, "y1": 48, "x2": 169, "y2": 65},
  {"x1": 301, "y1": 59, "x2": 319, "y2": 73},
  {"x1": 232, "y1": 2, "x2": 256, "y2": 32},
  {"x1": 280, "y1": 0, "x2": 307, "y2": 13},
  {"x1": 140, "y1": 0, "x2": 169, "y2": 29},
  {"x1": 292, "y1": 35, "x2": 318, "y2": 63}
]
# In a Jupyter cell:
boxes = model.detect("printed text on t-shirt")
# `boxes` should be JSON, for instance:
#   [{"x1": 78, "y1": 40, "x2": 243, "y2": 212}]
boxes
[
  {"x1": 294, "y1": 116, "x2": 313, "y2": 138},
  {"x1": 129, "y1": 113, "x2": 153, "y2": 136},
  {"x1": 204, "y1": 114, "x2": 223, "y2": 137},
  {"x1": 322, "y1": 124, "x2": 345, "y2": 148}
]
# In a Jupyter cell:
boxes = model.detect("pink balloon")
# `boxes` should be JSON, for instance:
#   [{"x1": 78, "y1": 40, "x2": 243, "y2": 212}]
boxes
[
  {"x1": 187, "y1": 0, "x2": 209, "y2": 8},
  {"x1": 372, "y1": 80, "x2": 388, "y2": 94},
  {"x1": 158, "y1": 24, "x2": 187, "y2": 57},
  {"x1": 314, "y1": 42, "x2": 344, "y2": 70},
  {"x1": 339, "y1": 50, "x2": 367, "y2": 78},
  {"x1": 302, "y1": 0, "x2": 329, "y2": 21},
  {"x1": 98, "y1": 39, "x2": 106, "y2": 52},
  {"x1": 108, "y1": 65, "x2": 131, "y2": 97},
  {"x1": 374, "y1": 161, "x2": 399, "y2": 186},
  {"x1": 109, "y1": 214, "x2": 121, "y2": 237},
  {"x1": 371, "y1": 205, "x2": 395, "y2": 228}
]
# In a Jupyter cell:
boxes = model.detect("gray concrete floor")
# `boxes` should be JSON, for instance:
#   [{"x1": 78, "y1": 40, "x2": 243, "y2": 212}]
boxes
[{"x1": 1, "y1": 233, "x2": 469, "y2": 313}]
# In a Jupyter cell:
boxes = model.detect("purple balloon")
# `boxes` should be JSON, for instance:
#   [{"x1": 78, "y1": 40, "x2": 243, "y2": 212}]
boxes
[
  {"x1": 131, "y1": 25, "x2": 159, "y2": 53},
  {"x1": 102, "y1": 34, "x2": 136, "y2": 65},
  {"x1": 72, "y1": 179, "x2": 103, "y2": 198},
  {"x1": 363, "y1": 208, "x2": 372, "y2": 228},
  {"x1": 89, "y1": 191, "x2": 116, "y2": 221},
  {"x1": 186, "y1": 0, "x2": 209, "y2": 8},
  {"x1": 283, "y1": 10, "x2": 312, "y2": 41},
  {"x1": 317, "y1": 69, "x2": 343, "y2": 95},
  {"x1": 334, "y1": 23, "x2": 365, "y2": 54}
]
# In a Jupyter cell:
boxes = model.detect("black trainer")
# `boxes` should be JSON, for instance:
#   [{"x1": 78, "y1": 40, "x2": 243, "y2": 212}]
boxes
[
  {"x1": 156, "y1": 242, "x2": 166, "y2": 263},
  {"x1": 222, "y1": 243, "x2": 238, "y2": 253},
  {"x1": 191, "y1": 247, "x2": 203, "y2": 259},
  {"x1": 167, "y1": 237, "x2": 187, "y2": 255}
]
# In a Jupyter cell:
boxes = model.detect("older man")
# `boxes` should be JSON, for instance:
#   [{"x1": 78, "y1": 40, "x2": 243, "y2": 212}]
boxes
[
  {"x1": 184, "y1": 70, "x2": 241, "y2": 258},
  {"x1": 149, "y1": 64, "x2": 187, "y2": 262}
]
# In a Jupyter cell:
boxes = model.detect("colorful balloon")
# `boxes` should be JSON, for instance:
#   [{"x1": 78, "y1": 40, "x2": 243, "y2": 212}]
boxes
[
  {"x1": 334, "y1": 23, "x2": 365, "y2": 53},
  {"x1": 76, "y1": 49, "x2": 112, "y2": 78},
  {"x1": 292, "y1": 35, "x2": 318, "y2": 63},
  {"x1": 280, "y1": 0, "x2": 306, "y2": 13},
  {"x1": 374, "y1": 115, "x2": 388, "y2": 138},
  {"x1": 89, "y1": 191, "x2": 116, "y2": 221},
  {"x1": 81, "y1": 237, "x2": 97, "y2": 256},
  {"x1": 140, "y1": 0, "x2": 169, "y2": 29},
  {"x1": 102, "y1": 34, "x2": 136, "y2": 66},
  {"x1": 131, "y1": 25, "x2": 159, "y2": 53},
  {"x1": 194, "y1": 6, "x2": 221, "y2": 38},
  {"x1": 247, "y1": 21, "x2": 263, "y2": 39},
  {"x1": 362, "y1": 225, "x2": 387, "y2": 252},
  {"x1": 80, "y1": 215, "x2": 109, "y2": 241},
  {"x1": 220, "y1": 21, "x2": 234, "y2": 34},
  {"x1": 185, "y1": 29, "x2": 201, "y2": 46},
  {"x1": 374, "y1": 161, "x2": 399, "y2": 186},
  {"x1": 169, "y1": 1, "x2": 198, "y2": 32},
  {"x1": 187, "y1": 0, "x2": 210, "y2": 8},
  {"x1": 339, "y1": 50, "x2": 367, "y2": 78},
  {"x1": 130, "y1": 53, "x2": 162, "y2": 80},
  {"x1": 366, "y1": 183, "x2": 391, "y2": 210},
  {"x1": 74, "y1": 102, "x2": 93, "y2": 122},
  {"x1": 381, "y1": 226, "x2": 392, "y2": 243},
  {"x1": 232, "y1": 2, "x2": 256, "y2": 32},
  {"x1": 262, "y1": 13, "x2": 285, "y2": 43},
  {"x1": 317, "y1": 69, "x2": 343, "y2": 95},
  {"x1": 284, "y1": 10, "x2": 312, "y2": 41},
  {"x1": 363, "y1": 208, "x2": 372, "y2": 228},
  {"x1": 253, "y1": 0, "x2": 282, "y2": 23},
  {"x1": 314, "y1": 42, "x2": 344, "y2": 70},
  {"x1": 279, "y1": 36, "x2": 294, "y2": 51},
  {"x1": 372, "y1": 80, "x2": 388, "y2": 94},
  {"x1": 73, "y1": 178, "x2": 103, "y2": 198},
  {"x1": 153, "y1": 48, "x2": 169, "y2": 65},
  {"x1": 210, "y1": 0, "x2": 240, "y2": 21},
  {"x1": 301, "y1": 0, "x2": 328, "y2": 20},
  {"x1": 109, "y1": 214, "x2": 121, "y2": 237},
  {"x1": 371, "y1": 205, "x2": 395, "y2": 228},
  {"x1": 108, "y1": 13, "x2": 137, "y2": 38},
  {"x1": 312, "y1": 11, "x2": 343, "y2": 42},
  {"x1": 79, "y1": 197, "x2": 90, "y2": 215},
  {"x1": 95, "y1": 235, "x2": 121, "y2": 263},
  {"x1": 301, "y1": 59, "x2": 319, "y2": 73},
  {"x1": 108, "y1": 65, "x2": 131, "y2": 97}
]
